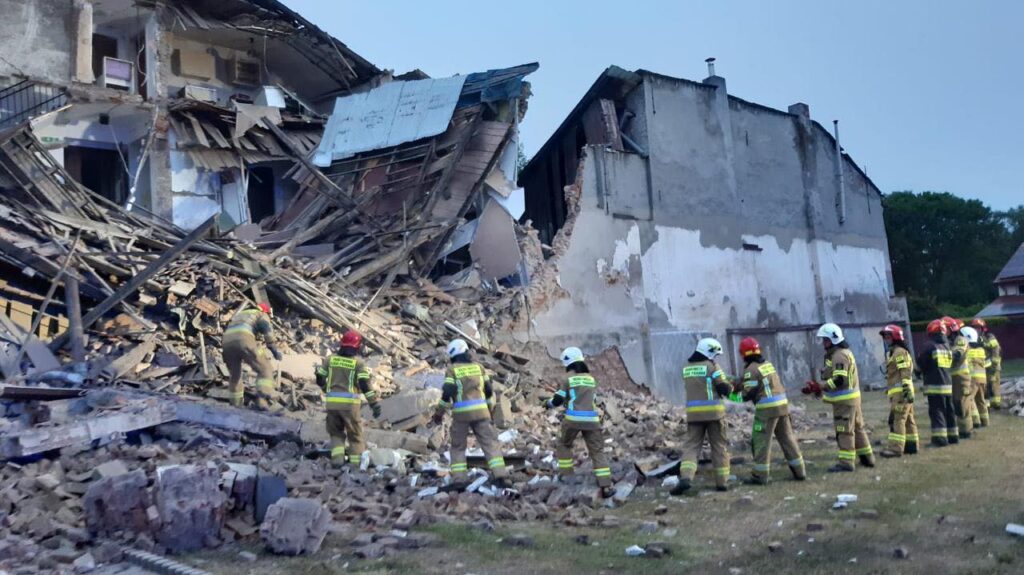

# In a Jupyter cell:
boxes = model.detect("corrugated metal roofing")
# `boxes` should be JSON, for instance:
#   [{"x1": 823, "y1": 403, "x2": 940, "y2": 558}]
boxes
[
  {"x1": 313, "y1": 75, "x2": 468, "y2": 166},
  {"x1": 996, "y1": 242, "x2": 1024, "y2": 282}
]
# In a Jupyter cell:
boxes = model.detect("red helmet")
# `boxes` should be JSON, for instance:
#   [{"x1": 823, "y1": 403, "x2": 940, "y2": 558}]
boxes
[
  {"x1": 739, "y1": 337, "x2": 761, "y2": 358},
  {"x1": 258, "y1": 302, "x2": 272, "y2": 314},
  {"x1": 340, "y1": 330, "x2": 363, "y2": 349},
  {"x1": 940, "y1": 316, "x2": 961, "y2": 332},
  {"x1": 879, "y1": 324, "x2": 905, "y2": 342},
  {"x1": 970, "y1": 318, "x2": 987, "y2": 332},
  {"x1": 927, "y1": 319, "x2": 947, "y2": 336}
]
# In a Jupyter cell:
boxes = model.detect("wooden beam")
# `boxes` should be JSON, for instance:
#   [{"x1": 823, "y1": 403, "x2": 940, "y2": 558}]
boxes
[{"x1": 49, "y1": 216, "x2": 217, "y2": 352}]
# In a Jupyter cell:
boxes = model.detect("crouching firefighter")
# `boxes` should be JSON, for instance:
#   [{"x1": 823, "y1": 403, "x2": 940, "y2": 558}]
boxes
[
  {"x1": 222, "y1": 302, "x2": 281, "y2": 409},
  {"x1": 735, "y1": 337, "x2": 806, "y2": 484},
  {"x1": 917, "y1": 319, "x2": 956, "y2": 447},
  {"x1": 433, "y1": 339, "x2": 510, "y2": 489},
  {"x1": 674, "y1": 338, "x2": 733, "y2": 495},
  {"x1": 816, "y1": 323, "x2": 874, "y2": 472},
  {"x1": 879, "y1": 324, "x2": 919, "y2": 457},
  {"x1": 315, "y1": 330, "x2": 381, "y2": 467},
  {"x1": 543, "y1": 347, "x2": 614, "y2": 498}
]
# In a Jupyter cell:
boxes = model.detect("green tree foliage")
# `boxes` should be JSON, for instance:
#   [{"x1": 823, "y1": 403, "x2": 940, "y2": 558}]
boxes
[{"x1": 884, "y1": 191, "x2": 1019, "y2": 320}]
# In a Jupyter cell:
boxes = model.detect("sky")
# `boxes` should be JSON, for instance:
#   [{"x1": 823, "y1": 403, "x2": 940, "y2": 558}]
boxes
[{"x1": 286, "y1": 0, "x2": 1023, "y2": 210}]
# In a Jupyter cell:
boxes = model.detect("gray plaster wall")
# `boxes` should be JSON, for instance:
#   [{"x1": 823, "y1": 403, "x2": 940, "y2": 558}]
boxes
[
  {"x1": 531, "y1": 72, "x2": 907, "y2": 403},
  {"x1": 0, "y1": 0, "x2": 74, "y2": 85}
]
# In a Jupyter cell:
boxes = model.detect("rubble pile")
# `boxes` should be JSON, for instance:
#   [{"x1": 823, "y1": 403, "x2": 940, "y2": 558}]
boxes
[{"x1": 999, "y1": 378, "x2": 1024, "y2": 416}]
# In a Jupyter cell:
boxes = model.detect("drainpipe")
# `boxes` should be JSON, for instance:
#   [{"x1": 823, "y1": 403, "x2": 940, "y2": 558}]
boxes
[{"x1": 833, "y1": 120, "x2": 846, "y2": 224}]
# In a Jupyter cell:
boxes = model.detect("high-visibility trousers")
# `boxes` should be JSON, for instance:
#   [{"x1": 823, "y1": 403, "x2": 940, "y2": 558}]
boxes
[
  {"x1": 555, "y1": 425, "x2": 612, "y2": 487},
  {"x1": 679, "y1": 419, "x2": 729, "y2": 489},
  {"x1": 832, "y1": 400, "x2": 873, "y2": 470},
  {"x1": 750, "y1": 413, "x2": 805, "y2": 480},
  {"x1": 450, "y1": 418, "x2": 508, "y2": 479}
]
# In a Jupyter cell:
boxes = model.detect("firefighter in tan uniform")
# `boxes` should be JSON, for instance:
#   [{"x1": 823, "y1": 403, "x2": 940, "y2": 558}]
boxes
[
  {"x1": 813, "y1": 323, "x2": 874, "y2": 472},
  {"x1": 222, "y1": 302, "x2": 281, "y2": 409},
  {"x1": 734, "y1": 337, "x2": 805, "y2": 485},
  {"x1": 879, "y1": 325, "x2": 919, "y2": 458},
  {"x1": 973, "y1": 319, "x2": 1003, "y2": 410},
  {"x1": 433, "y1": 339, "x2": 510, "y2": 490},
  {"x1": 542, "y1": 347, "x2": 614, "y2": 498},
  {"x1": 672, "y1": 338, "x2": 733, "y2": 495},
  {"x1": 962, "y1": 326, "x2": 990, "y2": 428},
  {"x1": 315, "y1": 330, "x2": 381, "y2": 466},
  {"x1": 945, "y1": 317, "x2": 970, "y2": 441}
]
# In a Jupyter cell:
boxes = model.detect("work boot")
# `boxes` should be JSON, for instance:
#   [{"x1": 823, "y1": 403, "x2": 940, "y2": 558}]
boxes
[
  {"x1": 715, "y1": 484, "x2": 729, "y2": 492},
  {"x1": 929, "y1": 437, "x2": 948, "y2": 448},
  {"x1": 669, "y1": 478, "x2": 692, "y2": 496},
  {"x1": 600, "y1": 486, "x2": 616, "y2": 499},
  {"x1": 947, "y1": 435, "x2": 959, "y2": 445},
  {"x1": 880, "y1": 450, "x2": 902, "y2": 458},
  {"x1": 859, "y1": 455, "x2": 876, "y2": 468},
  {"x1": 958, "y1": 431, "x2": 971, "y2": 440},
  {"x1": 905, "y1": 442, "x2": 918, "y2": 455},
  {"x1": 743, "y1": 476, "x2": 768, "y2": 486},
  {"x1": 827, "y1": 464, "x2": 854, "y2": 473},
  {"x1": 790, "y1": 467, "x2": 807, "y2": 481},
  {"x1": 444, "y1": 479, "x2": 471, "y2": 493},
  {"x1": 492, "y1": 477, "x2": 511, "y2": 490}
]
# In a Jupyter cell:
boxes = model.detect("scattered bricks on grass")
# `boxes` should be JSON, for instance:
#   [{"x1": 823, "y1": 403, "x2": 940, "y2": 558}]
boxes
[{"x1": 260, "y1": 498, "x2": 331, "y2": 555}]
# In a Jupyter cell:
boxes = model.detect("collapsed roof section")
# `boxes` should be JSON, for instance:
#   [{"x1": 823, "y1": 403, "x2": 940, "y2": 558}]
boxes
[
  {"x1": 161, "y1": 0, "x2": 380, "y2": 103},
  {"x1": 255, "y1": 63, "x2": 538, "y2": 292}
]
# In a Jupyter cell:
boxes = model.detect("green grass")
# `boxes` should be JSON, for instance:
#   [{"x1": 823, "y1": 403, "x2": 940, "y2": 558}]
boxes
[
  {"x1": 1001, "y1": 359, "x2": 1024, "y2": 379},
  {"x1": 184, "y1": 392, "x2": 1024, "y2": 574}
]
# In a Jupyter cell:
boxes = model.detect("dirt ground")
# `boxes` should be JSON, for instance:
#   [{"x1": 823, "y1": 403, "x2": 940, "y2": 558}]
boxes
[{"x1": 183, "y1": 391, "x2": 1024, "y2": 575}]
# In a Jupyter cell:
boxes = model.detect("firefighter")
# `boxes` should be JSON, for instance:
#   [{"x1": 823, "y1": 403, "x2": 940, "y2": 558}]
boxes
[
  {"x1": 816, "y1": 323, "x2": 874, "y2": 471},
  {"x1": 962, "y1": 326, "x2": 990, "y2": 428},
  {"x1": 916, "y1": 319, "x2": 955, "y2": 447},
  {"x1": 222, "y1": 302, "x2": 281, "y2": 410},
  {"x1": 433, "y1": 339, "x2": 510, "y2": 489},
  {"x1": 673, "y1": 338, "x2": 733, "y2": 495},
  {"x1": 879, "y1": 325, "x2": 919, "y2": 457},
  {"x1": 542, "y1": 347, "x2": 614, "y2": 498},
  {"x1": 735, "y1": 337, "x2": 805, "y2": 484},
  {"x1": 315, "y1": 330, "x2": 381, "y2": 467},
  {"x1": 973, "y1": 319, "x2": 1003, "y2": 410},
  {"x1": 945, "y1": 317, "x2": 970, "y2": 441}
]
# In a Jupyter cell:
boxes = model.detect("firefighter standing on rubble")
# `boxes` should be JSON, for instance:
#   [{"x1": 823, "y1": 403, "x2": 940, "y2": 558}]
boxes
[
  {"x1": 433, "y1": 339, "x2": 510, "y2": 489},
  {"x1": 945, "y1": 317, "x2": 970, "y2": 441},
  {"x1": 315, "y1": 330, "x2": 381, "y2": 467},
  {"x1": 973, "y1": 318, "x2": 1003, "y2": 410},
  {"x1": 734, "y1": 337, "x2": 806, "y2": 485},
  {"x1": 673, "y1": 338, "x2": 733, "y2": 495},
  {"x1": 542, "y1": 347, "x2": 615, "y2": 498},
  {"x1": 805, "y1": 323, "x2": 875, "y2": 472},
  {"x1": 879, "y1": 324, "x2": 919, "y2": 458},
  {"x1": 917, "y1": 319, "x2": 956, "y2": 447},
  {"x1": 962, "y1": 326, "x2": 991, "y2": 428},
  {"x1": 222, "y1": 302, "x2": 281, "y2": 410}
]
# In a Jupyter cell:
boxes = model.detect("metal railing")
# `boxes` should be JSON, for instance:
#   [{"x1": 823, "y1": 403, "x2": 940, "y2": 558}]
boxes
[{"x1": 0, "y1": 80, "x2": 68, "y2": 129}]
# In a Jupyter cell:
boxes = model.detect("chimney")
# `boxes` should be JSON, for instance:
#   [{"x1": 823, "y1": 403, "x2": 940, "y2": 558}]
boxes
[
  {"x1": 788, "y1": 103, "x2": 810, "y2": 119},
  {"x1": 702, "y1": 57, "x2": 726, "y2": 91}
]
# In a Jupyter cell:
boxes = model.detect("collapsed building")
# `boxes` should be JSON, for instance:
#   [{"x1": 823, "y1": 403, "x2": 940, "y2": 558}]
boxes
[{"x1": 519, "y1": 63, "x2": 909, "y2": 402}]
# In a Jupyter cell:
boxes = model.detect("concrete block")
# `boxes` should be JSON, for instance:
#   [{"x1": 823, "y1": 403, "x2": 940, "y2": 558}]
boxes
[
  {"x1": 154, "y1": 464, "x2": 227, "y2": 553},
  {"x1": 92, "y1": 459, "x2": 130, "y2": 480},
  {"x1": 260, "y1": 498, "x2": 331, "y2": 555},
  {"x1": 83, "y1": 470, "x2": 152, "y2": 536}
]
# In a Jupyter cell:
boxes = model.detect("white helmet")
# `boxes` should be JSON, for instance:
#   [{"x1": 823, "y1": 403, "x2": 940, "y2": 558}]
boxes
[
  {"x1": 446, "y1": 338, "x2": 469, "y2": 358},
  {"x1": 816, "y1": 323, "x2": 844, "y2": 345},
  {"x1": 695, "y1": 338, "x2": 723, "y2": 359},
  {"x1": 960, "y1": 326, "x2": 979, "y2": 344},
  {"x1": 560, "y1": 346, "x2": 585, "y2": 367}
]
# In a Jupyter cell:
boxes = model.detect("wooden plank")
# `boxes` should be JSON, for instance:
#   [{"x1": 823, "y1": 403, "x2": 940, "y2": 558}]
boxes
[
  {"x1": 49, "y1": 216, "x2": 217, "y2": 351},
  {"x1": 0, "y1": 312, "x2": 60, "y2": 373},
  {"x1": 183, "y1": 113, "x2": 210, "y2": 147},
  {"x1": 98, "y1": 335, "x2": 158, "y2": 381}
]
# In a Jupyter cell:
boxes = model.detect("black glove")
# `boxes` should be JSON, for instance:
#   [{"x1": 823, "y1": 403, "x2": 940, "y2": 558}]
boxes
[
  {"x1": 372, "y1": 403, "x2": 382, "y2": 419},
  {"x1": 903, "y1": 386, "x2": 914, "y2": 404},
  {"x1": 431, "y1": 411, "x2": 444, "y2": 425},
  {"x1": 269, "y1": 347, "x2": 283, "y2": 361}
]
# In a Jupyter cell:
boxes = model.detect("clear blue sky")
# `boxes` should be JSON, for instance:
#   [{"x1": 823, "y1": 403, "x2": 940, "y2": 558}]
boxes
[{"x1": 286, "y1": 0, "x2": 1023, "y2": 210}]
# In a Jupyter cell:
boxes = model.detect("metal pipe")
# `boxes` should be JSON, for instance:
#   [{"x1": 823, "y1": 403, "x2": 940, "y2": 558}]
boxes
[
  {"x1": 705, "y1": 57, "x2": 716, "y2": 77},
  {"x1": 833, "y1": 120, "x2": 846, "y2": 224}
]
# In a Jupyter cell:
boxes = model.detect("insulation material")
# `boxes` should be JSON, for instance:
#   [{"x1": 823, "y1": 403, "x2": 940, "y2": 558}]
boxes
[
  {"x1": 470, "y1": 200, "x2": 522, "y2": 281},
  {"x1": 313, "y1": 75, "x2": 469, "y2": 166}
]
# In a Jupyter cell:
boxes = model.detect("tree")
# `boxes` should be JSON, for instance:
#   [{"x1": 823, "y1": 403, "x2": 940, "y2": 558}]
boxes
[
  {"x1": 998, "y1": 205, "x2": 1024, "y2": 249},
  {"x1": 884, "y1": 192, "x2": 1014, "y2": 320}
]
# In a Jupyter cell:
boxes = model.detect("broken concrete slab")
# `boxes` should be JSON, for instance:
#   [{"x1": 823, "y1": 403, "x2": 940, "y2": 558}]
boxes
[
  {"x1": 154, "y1": 464, "x2": 228, "y2": 553},
  {"x1": 377, "y1": 389, "x2": 442, "y2": 425},
  {"x1": 83, "y1": 470, "x2": 152, "y2": 536},
  {"x1": 1, "y1": 402, "x2": 176, "y2": 459},
  {"x1": 365, "y1": 428, "x2": 429, "y2": 454},
  {"x1": 260, "y1": 498, "x2": 331, "y2": 555}
]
